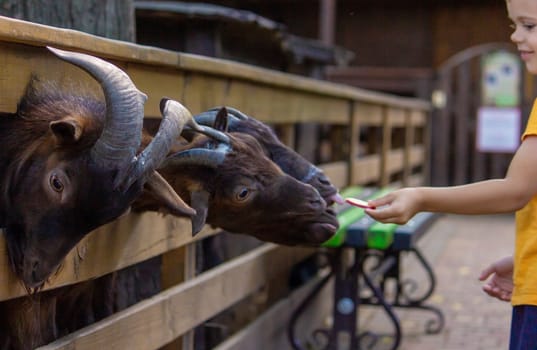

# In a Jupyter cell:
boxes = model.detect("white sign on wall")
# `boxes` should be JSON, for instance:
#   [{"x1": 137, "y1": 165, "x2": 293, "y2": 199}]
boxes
[{"x1": 476, "y1": 107, "x2": 521, "y2": 153}]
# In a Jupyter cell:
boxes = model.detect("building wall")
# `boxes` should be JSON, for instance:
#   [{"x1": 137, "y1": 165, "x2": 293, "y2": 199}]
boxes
[
  {"x1": 179, "y1": 0, "x2": 512, "y2": 69},
  {"x1": 432, "y1": 4, "x2": 511, "y2": 66}
]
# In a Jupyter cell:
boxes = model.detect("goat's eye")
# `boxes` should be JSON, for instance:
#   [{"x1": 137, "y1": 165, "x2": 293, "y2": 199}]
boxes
[
  {"x1": 235, "y1": 188, "x2": 250, "y2": 201},
  {"x1": 49, "y1": 174, "x2": 64, "y2": 192}
]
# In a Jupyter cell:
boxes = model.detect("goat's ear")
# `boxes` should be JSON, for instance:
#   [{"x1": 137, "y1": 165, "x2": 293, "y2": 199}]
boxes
[
  {"x1": 145, "y1": 172, "x2": 196, "y2": 217},
  {"x1": 190, "y1": 190, "x2": 210, "y2": 235},
  {"x1": 50, "y1": 116, "x2": 85, "y2": 145},
  {"x1": 213, "y1": 107, "x2": 229, "y2": 132}
]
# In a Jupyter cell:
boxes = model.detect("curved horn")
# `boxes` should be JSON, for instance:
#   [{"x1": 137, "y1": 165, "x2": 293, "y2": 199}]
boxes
[
  {"x1": 121, "y1": 98, "x2": 203, "y2": 190},
  {"x1": 185, "y1": 124, "x2": 231, "y2": 144},
  {"x1": 221, "y1": 106, "x2": 249, "y2": 120},
  {"x1": 161, "y1": 143, "x2": 230, "y2": 169},
  {"x1": 47, "y1": 47, "x2": 146, "y2": 179}
]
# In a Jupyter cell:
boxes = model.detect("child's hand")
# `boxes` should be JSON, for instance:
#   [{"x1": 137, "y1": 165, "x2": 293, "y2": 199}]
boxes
[
  {"x1": 365, "y1": 188, "x2": 422, "y2": 225},
  {"x1": 478, "y1": 256, "x2": 514, "y2": 302}
]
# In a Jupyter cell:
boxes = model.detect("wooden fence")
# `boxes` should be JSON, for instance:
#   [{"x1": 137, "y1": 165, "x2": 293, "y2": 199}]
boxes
[{"x1": 0, "y1": 16, "x2": 431, "y2": 350}]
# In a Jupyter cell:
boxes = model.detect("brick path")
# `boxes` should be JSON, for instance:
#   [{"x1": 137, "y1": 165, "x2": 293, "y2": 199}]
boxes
[{"x1": 358, "y1": 214, "x2": 514, "y2": 350}]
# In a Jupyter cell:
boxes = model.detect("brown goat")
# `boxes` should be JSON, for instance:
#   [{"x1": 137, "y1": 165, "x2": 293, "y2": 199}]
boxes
[
  {"x1": 135, "y1": 105, "x2": 339, "y2": 245},
  {"x1": 193, "y1": 107, "x2": 343, "y2": 206},
  {"x1": 0, "y1": 47, "x2": 195, "y2": 291}
]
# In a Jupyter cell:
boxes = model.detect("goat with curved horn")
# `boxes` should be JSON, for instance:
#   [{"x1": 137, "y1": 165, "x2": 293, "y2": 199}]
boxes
[
  {"x1": 0, "y1": 47, "x2": 195, "y2": 290},
  {"x1": 47, "y1": 47, "x2": 144, "y2": 185},
  {"x1": 135, "y1": 106, "x2": 339, "y2": 245},
  {"x1": 46, "y1": 47, "x2": 194, "y2": 193},
  {"x1": 193, "y1": 106, "x2": 343, "y2": 205}
]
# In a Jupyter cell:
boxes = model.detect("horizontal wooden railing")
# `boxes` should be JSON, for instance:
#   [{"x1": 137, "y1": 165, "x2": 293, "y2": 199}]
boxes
[{"x1": 0, "y1": 15, "x2": 431, "y2": 349}]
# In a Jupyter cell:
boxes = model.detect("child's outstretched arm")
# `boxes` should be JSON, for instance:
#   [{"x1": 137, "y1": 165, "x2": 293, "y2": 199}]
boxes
[
  {"x1": 478, "y1": 255, "x2": 513, "y2": 302},
  {"x1": 365, "y1": 137, "x2": 537, "y2": 224}
]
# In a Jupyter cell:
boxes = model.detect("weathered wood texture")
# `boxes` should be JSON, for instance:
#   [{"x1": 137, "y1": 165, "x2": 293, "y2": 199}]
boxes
[
  {"x1": 214, "y1": 271, "x2": 334, "y2": 350},
  {"x1": 36, "y1": 244, "x2": 314, "y2": 350},
  {"x1": 0, "y1": 213, "x2": 216, "y2": 301},
  {"x1": 0, "y1": 0, "x2": 135, "y2": 41},
  {"x1": 0, "y1": 16, "x2": 431, "y2": 349}
]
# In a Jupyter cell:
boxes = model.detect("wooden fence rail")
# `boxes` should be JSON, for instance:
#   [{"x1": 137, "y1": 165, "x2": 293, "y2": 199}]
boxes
[{"x1": 0, "y1": 15, "x2": 431, "y2": 349}]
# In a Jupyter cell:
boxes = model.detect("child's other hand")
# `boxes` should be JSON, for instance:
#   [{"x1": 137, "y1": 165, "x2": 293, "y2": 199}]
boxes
[
  {"x1": 478, "y1": 256, "x2": 514, "y2": 302},
  {"x1": 365, "y1": 188, "x2": 421, "y2": 225}
]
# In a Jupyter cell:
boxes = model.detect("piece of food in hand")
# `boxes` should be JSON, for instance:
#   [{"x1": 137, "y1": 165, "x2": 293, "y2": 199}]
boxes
[{"x1": 345, "y1": 198, "x2": 376, "y2": 209}]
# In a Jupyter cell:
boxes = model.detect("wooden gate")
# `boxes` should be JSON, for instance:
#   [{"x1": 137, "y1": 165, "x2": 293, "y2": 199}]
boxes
[{"x1": 430, "y1": 42, "x2": 535, "y2": 186}]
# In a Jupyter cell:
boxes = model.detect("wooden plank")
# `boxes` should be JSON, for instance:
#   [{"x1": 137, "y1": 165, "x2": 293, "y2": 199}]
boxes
[
  {"x1": 0, "y1": 16, "x2": 431, "y2": 111},
  {"x1": 181, "y1": 244, "x2": 197, "y2": 350},
  {"x1": 180, "y1": 73, "x2": 231, "y2": 114},
  {"x1": 127, "y1": 64, "x2": 186, "y2": 118},
  {"x1": 348, "y1": 101, "x2": 359, "y2": 187},
  {"x1": 409, "y1": 145, "x2": 426, "y2": 167},
  {"x1": 160, "y1": 244, "x2": 194, "y2": 350},
  {"x1": 214, "y1": 271, "x2": 333, "y2": 350},
  {"x1": 404, "y1": 110, "x2": 415, "y2": 185},
  {"x1": 410, "y1": 109, "x2": 427, "y2": 127},
  {"x1": 0, "y1": 214, "x2": 217, "y2": 302},
  {"x1": 0, "y1": 44, "x2": 183, "y2": 118},
  {"x1": 0, "y1": 16, "x2": 180, "y2": 67},
  {"x1": 353, "y1": 102, "x2": 384, "y2": 125},
  {"x1": 37, "y1": 244, "x2": 316, "y2": 350},
  {"x1": 0, "y1": 42, "x2": 103, "y2": 113},
  {"x1": 178, "y1": 53, "x2": 431, "y2": 110},
  {"x1": 0, "y1": 39, "x2": 346, "y2": 123},
  {"x1": 351, "y1": 155, "x2": 381, "y2": 185},
  {"x1": 386, "y1": 107, "x2": 406, "y2": 127},
  {"x1": 319, "y1": 161, "x2": 348, "y2": 189},
  {"x1": 385, "y1": 148, "x2": 405, "y2": 175},
  {"x1": 421, "y1": 109, "x2": 432, "y2": 185},
  {"x1": 380, "y1": 107, "x2": 392, "y2": 186},
  {"x1": 226, "y1": 82, "x2": 350, "y2": 124}
]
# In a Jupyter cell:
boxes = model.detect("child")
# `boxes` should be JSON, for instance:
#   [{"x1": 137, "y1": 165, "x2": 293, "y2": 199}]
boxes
[{"x1": 365, "y1": 0, "x2": 537, "y2": 347}]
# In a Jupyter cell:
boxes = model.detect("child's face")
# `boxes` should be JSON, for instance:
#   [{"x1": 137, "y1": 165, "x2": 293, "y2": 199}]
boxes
[{"x1": 507, "y1": 0, "x2": 537, "y2": 73}]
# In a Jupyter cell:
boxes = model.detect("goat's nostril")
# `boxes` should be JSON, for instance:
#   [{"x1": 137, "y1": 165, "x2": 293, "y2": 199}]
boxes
[{"x1": 32, "y1": 260, "x2": 39, "y2": 270}]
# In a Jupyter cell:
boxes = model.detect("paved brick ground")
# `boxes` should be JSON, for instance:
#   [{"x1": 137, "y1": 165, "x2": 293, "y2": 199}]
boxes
[{"x1": 358, "y1": 214, "x2": 514, "y2": 350}]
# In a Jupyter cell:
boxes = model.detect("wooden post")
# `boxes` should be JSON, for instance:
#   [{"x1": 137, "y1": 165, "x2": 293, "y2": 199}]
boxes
[
  {"x1": 161, "y1": 244, "x2": 197, "y2": 350},
  {"x1": 348, "y1": 101, "x2": 358, "y2": 186},
  {"x1": 319, "y1": 0, "x2": 336, "y2": 45},
  {"x1": 403, "y1": 109, "x2": 414, "y2": 186},
  {"x1": 431, "y1": 71, "x2": 452, "y2": 186},
  {"x1": 0, "y1": 0, "x2": 135, "y2": 42},
  {"x1": 454, "y1": 62, "x2": 470, "y2": 185},
  {"x1": 380, "y1": 106, "x2": 392, "y2": 187}
]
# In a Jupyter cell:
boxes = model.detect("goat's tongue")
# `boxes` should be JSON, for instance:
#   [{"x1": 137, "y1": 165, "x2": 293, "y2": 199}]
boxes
[{"x1": 330, "y1": 192, "x2": 345, "y2": 205}]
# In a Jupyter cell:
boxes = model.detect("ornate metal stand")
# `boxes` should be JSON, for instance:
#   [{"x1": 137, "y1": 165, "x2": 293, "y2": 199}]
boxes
[
  {"x1": 359, "y1": 248, "x2": 445, "y2": 335},
  {"x1": 288, "y1": 245, "x2": 445, "y2": 350}
]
